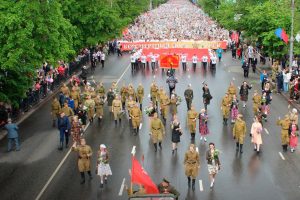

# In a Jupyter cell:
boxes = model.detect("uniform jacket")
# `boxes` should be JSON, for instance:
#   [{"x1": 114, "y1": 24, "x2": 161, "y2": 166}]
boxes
[{"x1": 58, "y1": 116, "x2": 71, "y2": 131}]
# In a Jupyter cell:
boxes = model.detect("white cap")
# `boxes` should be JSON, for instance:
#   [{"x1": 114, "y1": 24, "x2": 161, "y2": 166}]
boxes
[
  {"x1": 292, "y1": 108, "x2": 297, "y2": 113},
  {"x1": 100, "y1": 144, "x2": 106, "y2": 149}
]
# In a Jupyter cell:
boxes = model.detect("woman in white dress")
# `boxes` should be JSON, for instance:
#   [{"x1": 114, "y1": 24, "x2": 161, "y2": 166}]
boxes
[
  {"x1": 97, "y1": 144, "x2": 112, "y2": 188},
  {"x1": 251, "y1": 116, "x2": 263, "y2": 154}
]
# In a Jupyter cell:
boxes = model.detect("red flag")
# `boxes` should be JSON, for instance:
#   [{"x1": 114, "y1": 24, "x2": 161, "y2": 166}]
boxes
[
  {"x1": 131, "y1": 156, "x2": 159, "y2": 194},
  {"x1": 160, "y1": 55, "x2": 179, "y2": 69},
  {"x1": 281, "y1": 29, "x2": 289, "y2": 44}
]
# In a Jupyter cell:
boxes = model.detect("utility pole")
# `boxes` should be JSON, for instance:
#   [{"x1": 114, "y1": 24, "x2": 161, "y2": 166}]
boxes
[{"x1": 289, "y1": 0, "x2": 295, "y2": 69}]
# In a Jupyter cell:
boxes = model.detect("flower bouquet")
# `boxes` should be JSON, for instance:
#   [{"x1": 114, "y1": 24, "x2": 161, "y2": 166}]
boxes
[
  {"x1": 144, "y1": 106, "x2": 154, "y2": 116},
  {"x1": 176, "y1": 96, "x2": 182, "y2": 106}
]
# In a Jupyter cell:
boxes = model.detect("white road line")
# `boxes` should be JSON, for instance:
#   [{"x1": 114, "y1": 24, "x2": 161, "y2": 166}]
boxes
[
  {"x1": 36, "y1": 63, "x2": 131, "y2": 200},
  {"x1": 131, "y1": 146, "x2": 136, "y2": 155},
  {"x1": 118, "y1": 178, "x2": 126, "y2": 196},
  {"x1": 116, "y1": 63, "x2": 131, "y2": 85},
  {"x1": 199, "y1": 180, "x2": 203, "y2": 191},
  {"x1": 279, "y1": 152, "x2": 286, "y2": 160},
  {"x1": 264, "y1": 128, "x2": 269, "y2": 135}
]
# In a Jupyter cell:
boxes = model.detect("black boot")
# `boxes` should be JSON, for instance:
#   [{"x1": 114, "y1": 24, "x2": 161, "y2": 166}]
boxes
[
  {"x1": 240, "y1": 144, "x2": 243, "y2": 153},
  {"x1": 80, "y1": 172, "x2": 85, "y2": 184},
  {"x1": 87, "y1": 171, "x2": 92, "y2": 180},
  {"x1": 191, "y1": 133, "x2": 195, "y2": 143},
  {"x1": 58, "y1": 142, "x2": 63, "y2": 150},
  {"x1": 192, "y1": 179, "x2": 196, "y2": 191},
  {"x1": 115, "y1": 120, "x2": 117, "y2": 125},
  {"x1": 119, "y1": 118, "x2": 121, "y2": 124},
  {"x1": 140, "y1": 104, "x2": 142, "y2": 111},
  {"x1": 65, "y1": 137, "x2": 69, "y2": 148},
  {"x1": 159, "y1": 142, "x2": 162, "y2": 149},
  {"x1": 154, "y1": 143, "x2": 157, "y2": 152},
  {"x1": 225, "y1": 118, "x2": 228, "y2": 125},
  {"x1": 134, "y1": 128, "x2": 137, "y2": 136},
  {"x1": 222, "y1": 118, "x2": 225, "y2": 125},
  {"x1": 188, "y1": 177, "x2": 191, "y2": 188},
  {"x1": 284, "y1": 145, "x2": 288, "y2": 152},
  {"x1": 236, "y1": 142, "x2": 239, "y2": 152}
]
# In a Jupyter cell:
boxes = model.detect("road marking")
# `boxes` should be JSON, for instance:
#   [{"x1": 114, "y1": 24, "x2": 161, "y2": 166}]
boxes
[
  {"x1": 279, "y1": 152, "x2": 285, "y2": 160},
  {"x1": 199, "y1": 180, "x2": 203, "y2": 191},
  {"x1": 264, "y1": 128, "x2": 269, "y2": 135},
  {"x1": 131, "y1": 146, "x2": 136, "y2": 155},
  {"x1": 36, "y1": 63, "x2": 131, "y2": 200},
  {"x1": 118, "y1": 178, "x2": 126, "y2": 196}
]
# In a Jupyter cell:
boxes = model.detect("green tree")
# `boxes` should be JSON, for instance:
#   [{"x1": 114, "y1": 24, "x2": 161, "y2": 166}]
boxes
[{"x1": 0, "y1": 0, "x2": 76, "y2": 106}]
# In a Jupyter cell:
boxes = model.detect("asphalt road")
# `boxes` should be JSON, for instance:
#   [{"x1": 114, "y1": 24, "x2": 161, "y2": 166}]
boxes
[{"x1": 0, "y1": 52, "x2": 300, "y2": 200}]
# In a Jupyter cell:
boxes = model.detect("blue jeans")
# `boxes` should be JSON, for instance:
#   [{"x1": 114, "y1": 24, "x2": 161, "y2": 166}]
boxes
[
  {"x1": 283, "y1": 82, "x2": 289, "y2": 92},
  {"x1": 8, "y1": 138, "x2": 20, "y2": 151}
]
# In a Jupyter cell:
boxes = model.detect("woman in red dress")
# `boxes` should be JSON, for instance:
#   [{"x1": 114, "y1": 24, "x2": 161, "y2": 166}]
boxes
[
  {"x1": 289, "y1": 120, "x2": 299, "y2": 153},
  {"x1": 199, "y1": 109, "x2": 209, "y2": 142}
]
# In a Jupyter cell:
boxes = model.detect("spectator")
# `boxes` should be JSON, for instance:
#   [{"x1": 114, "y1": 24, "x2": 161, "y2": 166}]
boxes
[{"x1": 4, "y1": 118, "x2": 20, "y2": 152}]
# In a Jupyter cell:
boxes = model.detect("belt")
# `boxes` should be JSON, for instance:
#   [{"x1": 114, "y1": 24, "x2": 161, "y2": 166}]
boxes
[
  {"x1": 114, "y1": 106, "x2": 120, "y2": 107},
  {"x1": 189, "y1": 118, "x2": 196, "y2": 119},
  {"x1": 152, "y1": 128, "x2": 160, "y2": 130},
  {"x1": 133, "y1": 116, "x2": 139, "y2": 118},
  {"x1": 187, "y1": 162, "x2": 196, "y2": 164},
  {"x1": 283, "y1": 128, "x2": 289, "y2": 130}
]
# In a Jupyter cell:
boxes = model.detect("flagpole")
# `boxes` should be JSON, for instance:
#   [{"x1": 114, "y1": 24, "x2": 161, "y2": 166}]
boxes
[
  {"x1": 130, "y1": 146, "x2": 136, "y2": 195},
  {"x1": 289, "y1": 0, "x2": 295, "y2": 70}
]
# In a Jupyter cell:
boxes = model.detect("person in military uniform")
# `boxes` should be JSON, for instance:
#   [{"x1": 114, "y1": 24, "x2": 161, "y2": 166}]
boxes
[
  {"x1": 252, "y1": 90, "x2": 262, "y2": 116},
  {"x1": 95, "y1": 95, "x2": 106, "y2": 123},
  {"x1": 277, "y1": 115, "x2": 290, "y2": 152},
  {"x1": 159, "y1": 90, "x2": 170, "y2": 123},
  {"x1": 227, "y1": 81, "x2": 237, "y2": 101},
  {"x1": 70, "y1": 86, "x2": 80, "y2": 110},
  {"x1": 72, "y1": 138, "x2": 93, "y2": 184},
  {"x1": 157, "y1": 178, "x2": 180, "y2": 200},
  {"x1": 187, "y1": 106, "x2": 198, "y2": 143},
  {"x1": 106, "y1": 88, "x2": 115, "y2": 114},
  {"x1": 127, "y1": 84, "x2": 136, "y2": 101},
  {"x1": 51, "y1": 97, "x2": 61, "y2": 127},
  {"x1": 61, "y1": 102, "x2": 74, "y2": 118},
  {"x1": 60, "y1": 83, "x2": 70, "y2": 97},
  {"x1": 136, "y1": 83, "x2": 144, "y2": 110},
  {"x1": 184, "y1": 144, "x2": 200, "y2": 191},
  {"x1": 150, "y1": 112, "x2": 165, "y2": 152},
  {"x1": 126, "y1": 96, "x2": 136, "y2": 123},
  {"x1": 112, "y1": 95, "x2": 122, "y2": 125},
  {"x1": 233, "y1": 114, "x2": 247, "y2": 153},
  {"x1": 120, "y1": 83, "x2": 128, "y2": 110},
  {"x1": 170, "y1": 94, "x2": 178, "y2": 116},
  {"x1": 221, "y1": 93, "x2": 231, "y2": 125},
  {"x1": 130, "y1": 103, "x2": 142, "y2": 135},
  {"x1": 184, "y1": 84, "x2": 193, "y2": 110},
  {"x1": 150, "y1": 82, "x2": 159, "y2": 106},
  {"x1": 84, "y1": 95, "x2": 95, "y2": 123},
  {"x1": 97, "y1": 82, "x2": 106, "y2": 97}
]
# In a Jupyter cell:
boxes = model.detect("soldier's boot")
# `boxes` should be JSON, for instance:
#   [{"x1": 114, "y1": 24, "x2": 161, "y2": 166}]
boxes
[
  {"x1": 133, "y1": 128, "x2": 137, "y2": 136},
  {"x1": 52, "y1": 120, "x2": 56, "y2": 127},
  {"x1": 65, "y1": 137, "x2": 69, "y2": 148},
  {"x1": 225, "y1": 118, "x2": 228, "y2": 125},
  {"x1": 87, "y1": 171, "x2": 92, "y2": 180},
  {"x1": 119, "y1": 118, "x2": 121, "y2": 124},
  {"x1": 240, "y1": 144, "x2": 243, "y2": 153},
  {"x1": 80, "y1": 172, "x2": 85, "y2": 184},
  {"x1": 140, "y1": 104, "x2": 142, "y2": 111},
  {"x1": 284, "y1": 145, "x2": 288, "y2": 152},
  {"x1": 282, "y1": 145, "x2": 285, "y2": 152},
  {"x1": 192, "y1": 179, "x2": 196, "y2": 191},
  {"x1": 191, "y1": 133, "x2": 195, "y2": 144},
  {"x1": 154, "y1": 143, "x2": 158, "y2": 152},
  {"x1": 222, "y1": 118, "x2": 225, "y2": 125},
  {"x1": 58, "y1": 142, "x2": 63, "y2": 151},
  {"x1": 236, "y1": 142, "x2": 239, "y2": 152},
  {"x1": 187, "y1": 177, "x2": 191, "y2": 188},
  {"x1": 115, "y1": 120, "x2": 117, "y2": 125},
  {"x1": 159, "y1": 142, "x2": 162, "y2": 149}
]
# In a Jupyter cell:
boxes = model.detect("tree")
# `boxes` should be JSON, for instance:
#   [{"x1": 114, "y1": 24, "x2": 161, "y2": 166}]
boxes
[{"x1": 0, "y1": 0, "x2": 76, "y2": 106}]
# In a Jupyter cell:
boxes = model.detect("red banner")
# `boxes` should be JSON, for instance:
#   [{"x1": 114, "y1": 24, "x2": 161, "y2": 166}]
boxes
[{"x1": 160, "y1": 55, "x2": 180, "y2": 69}]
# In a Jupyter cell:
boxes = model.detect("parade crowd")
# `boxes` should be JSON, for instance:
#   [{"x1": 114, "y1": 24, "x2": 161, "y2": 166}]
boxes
[{"x1": 123, "y1": 0, "x2": 229, "y2": 41}]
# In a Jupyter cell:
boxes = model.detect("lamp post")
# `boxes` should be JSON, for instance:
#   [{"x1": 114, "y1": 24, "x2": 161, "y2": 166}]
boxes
[{"x1": 289, "y1": 0, "x2": 295, "y2": 69}]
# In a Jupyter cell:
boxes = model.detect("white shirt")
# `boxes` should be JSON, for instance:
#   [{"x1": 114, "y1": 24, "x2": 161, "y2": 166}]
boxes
[
  {"x1": 192, "y1": 56, "x2": 198, "y2": 64},
  {"x1": 101, "y1": 53, "x2": 105, "y2": 61},
  {"x1": 211, "y1": 56, "x2": 217, "y2": 64},
  {"x1": 130, "y1": 55, "x2": 136, "y2": 63},
  {"x1": 141, "y1": 55, "x2": 146, "y2": 63},
  {"x1": 181, "y1": 55, "x2": 187, "y2": 63},
  {"x1": 248, "y1": 46, "x2": 254, "y2": 58},
  {"x1": 151, "y1": 55, "x2": 156, "y2": 62},
  {"x1": 202, "y1": 56, "x2": 208, "y2": 63},
  {"x1": 283, "y1": 72, "x2": 291, "y2": 83}
]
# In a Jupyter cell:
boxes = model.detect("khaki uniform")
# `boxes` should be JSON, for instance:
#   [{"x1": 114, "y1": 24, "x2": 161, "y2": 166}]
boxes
[
  {"x1": 170, "y1": 97, "x2": 177, "y2": 115},
  {"x1": 277, "y1": 118, "x2": 290, "y2": 145},
  {"x1": 84, "y1": 99, "x2": 95, "y2": 120},
  {"x1": 130, "y1": 106, "x2": 142, "y2": 129},
  {"x1": 271, "y1": 63, "x2": 279, "y2": 81},
  {"x1": 72, "y1": 145, "x2": 92, "y2": 172},
  {"x1": 95, "y1": 97, "x2": 105, "y2": 117},
  {"x1": 253, "y1": 94, "x2": 262, "y2": 115},
  {"x1": 128, "y1": 86, "x2": 136, "y2": 100},
  {"x1": 221, "y1": 95, "x2": 231, "y2": 118},
  {"x1": 61, "y1": 105, "x2": 74, "y2": 117},
  {"x1": 187, "y1": 110, "x2": 198, "y2": 133},
  {"x1": 51, "y1": 99, "x2": 61, "y2": 120},
  {"x1": 158, "y1": 88, "x2": 164, "y2": 104},
  {"x1": 227, "y1": 85, "x2": 237, "y2": 101},
  {"x1": 61, "y1": 85, "x2": 70, "y2": 96},
  {"x1": 112, "y1": 99, "x2": 122, "y2": 120},
  {"x1": 184, "y1": 150, "x2": 200, "y2": 178},
  {"x1": 184, "y1": 88, "x2": 193, "y2": 110},
  {"x1": 127, "y1": 100, "x2": 136, "y2": 116},
  {"x1": 73, "y1": 85, "x2": 81, "y2": 94},
  {"x1": 97, "y1": 86, "x2": 106, "y2": 97},
  {"x1": 160, "y1": 93, "x2": 170, "y2": 119},
  {"x1": 120, "y1": 86, "x2": 128, "y2": 104},
  {"x1": 136, "y1": 86, "x2": 144, "y2": 104},
  {"x1": 233, "y1": 118, "x2": 247, "y2": 144},
  {"x1": 150, "y1": 85, "x2": 159, "y2": 103},
  {"x1": 70, "y1": 90, "x2": 80, "y2": 109},
  {"x1": 150, "y1": 118, "x2": 165, "y2": 143}
]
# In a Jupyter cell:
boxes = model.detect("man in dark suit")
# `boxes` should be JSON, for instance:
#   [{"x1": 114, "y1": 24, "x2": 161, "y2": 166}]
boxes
[
  {"x1": 4, "y1": 118, "x2": 20, "y2": 152},
  {"x1": 57, "y1": 111, "x2": 71, "y2": 150}
]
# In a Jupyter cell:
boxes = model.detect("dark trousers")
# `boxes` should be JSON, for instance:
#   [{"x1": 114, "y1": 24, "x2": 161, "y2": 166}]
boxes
[
  {"x1": 244, "y1": 70, "x2": 249, "y2": 78},
  {"x1": 192, "y1": 63, "x2": 196, "y2": 71},
  {"x1": 202, "y1": 62, "x2": 207, "y2": 69},
  {"x1": 169, "y1": 87, "x2": 175, "y2": 97},
  {"x1": 59, "y1": 129, "x2": 69, "y2": 144},
  {"x1": 182, "y1": 63, "x2": 186, "y2": 71},
  {"x1": 131, "y1": 62, "x2": 135, "y2": 71},
  {"x1": 151, "y1": 62, "x2": 156, "y2": 71},
  {"x1": 8, "y1": 137, "x2": 20, "y2": 151},
  {"x1": 101, "y1": 60, "x2": 104, "y2": 68}
]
